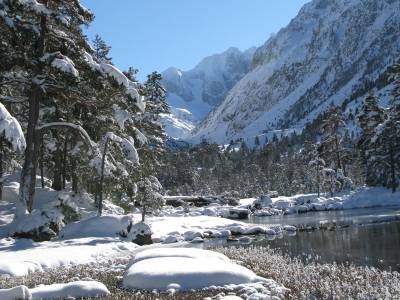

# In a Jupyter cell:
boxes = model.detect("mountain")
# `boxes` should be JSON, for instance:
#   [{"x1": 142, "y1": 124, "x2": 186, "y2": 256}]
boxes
[
  {"x1": 191, "y1": 0, "x2": 400, "y2": 144},
  {"x1": 160, "y1": 47, "x2": 256, "y2": 139}
]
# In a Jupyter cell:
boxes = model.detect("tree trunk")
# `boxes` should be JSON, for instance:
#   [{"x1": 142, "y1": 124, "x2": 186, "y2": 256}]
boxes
[
  {"x1": 52, "y1": 141, "x2": 63, "y2": 191},
  {"x1": 71, "y1": 157, "x2": 78, "y2": 193},
  {"x1": 17, "y1": 13, "x2": 47, "y2": 217},
  {"x1": 62, "y1": 135, "x2": 68, "y2": 189},
  {"x1": 389, "y1": 142, "x2": 396, "y2": 193},
  {"x1": 334, "y1": 133, "x2": 342, "y2": 171},
  {"x1": 39, "y1": 137, "x2": 45, "y2": 188},
  {"x1": 142, "y1": 205, "x2": 146, "y2": 222},
  {"x1": 0, "y1": 140, "x2": 3, "y2": 201},
  {"x1": 316, "y1": 168, "x2": 320, "y2": 197},
  {"x1": 98, "y1": 138, "x2": 110, "y2": 216}
]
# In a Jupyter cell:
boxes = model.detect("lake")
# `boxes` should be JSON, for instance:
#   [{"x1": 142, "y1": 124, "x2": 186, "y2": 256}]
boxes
[{"x1": 207, "y1": 207, "x2": 400, "y2": 272}]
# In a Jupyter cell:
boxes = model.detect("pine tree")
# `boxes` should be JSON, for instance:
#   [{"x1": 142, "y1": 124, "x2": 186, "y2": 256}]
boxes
[
  {"x1": 308, "y1": 143, "x2": 325, "y2": 197},
  {"x1": 357, "y1": 94, "x2": 384, "y2": 185},
  {"x1": 321, "y1": 106, "x2": 346, "y2": 171},
  {"x1": 93, "y1": 34, "x2": 112, "y2": 63},
  {"x1": 0, "y1": 0, "x2": 146, "y2": 219}
]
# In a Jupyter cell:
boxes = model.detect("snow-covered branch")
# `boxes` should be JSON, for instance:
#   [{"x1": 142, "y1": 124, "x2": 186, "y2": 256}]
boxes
[
  {"x1": 0, "y1": 103, "x2": 26, "y2": 151},
  {"x1": 36, "y1": 122, "x2": 94, "y2": 148}
]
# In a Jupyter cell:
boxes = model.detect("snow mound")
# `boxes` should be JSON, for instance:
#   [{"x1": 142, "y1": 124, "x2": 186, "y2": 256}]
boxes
[
  {"x1": 59, "y1": 215, "x2": 133, "y2": 239},
  {"x1": 0, "y1": 237, "x2": 137, "y2": 277},
  {"x1": 131, "y1": 248, "x2": 230, "y2": 265},
  {"x1": 0, "y1": 286, "x2": 31, "y2": 300},
  {"x1": 30, "y1": 281, "x2": 110, "y2": 299},
  {"x1": 123, "y1": 248, "x2": 264, "y2": 291}
]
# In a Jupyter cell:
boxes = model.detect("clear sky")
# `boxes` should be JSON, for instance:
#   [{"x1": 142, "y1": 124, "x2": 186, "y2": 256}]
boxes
[{"x1": 81, "y1": 0, "x2": 310, "y2": 81}]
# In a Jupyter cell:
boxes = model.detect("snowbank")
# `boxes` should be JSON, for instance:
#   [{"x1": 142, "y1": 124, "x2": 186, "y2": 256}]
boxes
[
  {"x1": 254, "y1": 187, "x2": 400, "y2": 216},
  {"x1": 59, "y1": 215, "x2": 133, "y2": 239},
  {"x1": 0, "y1": 237, "x2": 137, "y2": 277},
  {"x1": 0, "y1": 286, "x2": 31, "y2": 300},
  {"x1": 30, "y1": 281, "x2": 110, "y2": 299},
  {"x1": 123, "y1": 248, "x2": 273, "y2": 292},
  {"x1": 0, "y1": 281, "x2": 110, "y2": 300}
]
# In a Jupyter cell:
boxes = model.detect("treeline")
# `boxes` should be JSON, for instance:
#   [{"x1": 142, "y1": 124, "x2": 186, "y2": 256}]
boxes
[{"x1": 159, "y1": 65, "x2": 400, "y2": 197}]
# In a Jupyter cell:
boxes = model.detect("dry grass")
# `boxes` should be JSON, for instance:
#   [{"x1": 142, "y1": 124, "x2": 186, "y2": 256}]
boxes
[
  {"x1": 216, "y1": 246, "x2": 400, "y2": 299},
  {"x1": 1, "y1": 245, "x2": 399, "y2": 299},
  {"x1": 0, "y1": 258, "x2": 225, "y2": 300}
]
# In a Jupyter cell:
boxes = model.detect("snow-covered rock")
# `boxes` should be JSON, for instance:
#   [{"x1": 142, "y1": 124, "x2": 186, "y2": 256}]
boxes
[{"x1": 123, "y1": 248, "x2": 271, "y2": 291}]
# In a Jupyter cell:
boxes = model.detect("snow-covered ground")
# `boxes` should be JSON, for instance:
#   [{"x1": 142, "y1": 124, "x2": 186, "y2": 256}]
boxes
[
  {"x1": 0, "y1": 237, "x2": 137, "y2": 277},
  {"x1": 0, "y1": 281, "x2": 110, "y2": 300}
]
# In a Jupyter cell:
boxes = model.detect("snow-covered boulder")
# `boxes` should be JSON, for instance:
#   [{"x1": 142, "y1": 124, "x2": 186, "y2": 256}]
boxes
[
  {"x1": 254, "y1": 195, "x2": 273, "y2": 209},
  {"x1": 123, "y1": 248, "x2": 266, "y2": 291},
  {"x1": 127, "y1": 222, "x2": 152, "y2": 245}
]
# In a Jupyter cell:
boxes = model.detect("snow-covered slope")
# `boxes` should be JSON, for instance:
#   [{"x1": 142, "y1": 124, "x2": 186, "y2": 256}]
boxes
[
  {"x1": 161, "y1": 47, "x2": 255, "y2": 139},
  {"x1": 192, "y1": 0, "x2": 400, "y2": 144}
]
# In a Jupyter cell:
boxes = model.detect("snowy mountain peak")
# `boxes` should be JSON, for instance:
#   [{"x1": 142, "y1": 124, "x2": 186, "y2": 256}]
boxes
[
  {"x1": 160, "y1": 47, "x2": 256, "y2": 139},
  {"x1": 192, "y1": 0, "x2": 400, "y2": 144}
]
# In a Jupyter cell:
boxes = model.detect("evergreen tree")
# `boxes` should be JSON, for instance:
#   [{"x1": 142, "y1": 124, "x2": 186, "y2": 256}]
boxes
[
  {"x1": 357, "y1": 94, "x2": 384, "y2": 185},
  {"x1": 93, "y1": 34, "x2": 112, "y2": 63}
]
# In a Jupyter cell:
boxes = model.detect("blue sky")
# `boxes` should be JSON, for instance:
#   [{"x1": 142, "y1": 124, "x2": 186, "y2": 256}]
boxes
[{"x1": 81, "y1": 0, "x2": 310, "y2": 81}]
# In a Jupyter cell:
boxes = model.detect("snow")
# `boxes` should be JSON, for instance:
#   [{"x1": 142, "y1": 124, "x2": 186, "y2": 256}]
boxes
[
  {"x1": 99, "y1": 63, "x2": 146, "y2": 112},
  {"x1": 0, "y1": 103, "x2": 26, "y2": 151},
  {"x1": 0, "y1": 286, "x2": 31, "y2": 300},
  {"x1": 30, "y1": 281, "x2": 110, "y2": 299},
  {"x1": 59, "y1": 215, "x2": 133, "y2": 239},
  {"x1": 262, "y1": 187, "x2": 400, "y2": 215},
  {"x1": 0, "y1": 237, "x2": 137, "y2": 277},
  {"x1": 147, "y1": 215, "x2": 274, "y2": 243},
  {"x1": 104, "y1": 132, "x2": 139, "y2": 164},
  {"x1": 0, "y1": 281, "x2": 110, "y2": 300},
  {"x1": 51, "y1": 56, "x2": 79, "y2": 78},
  {"x1": 123, "y1": 248, "x2": 270, "y2": 291},
  {"x1": 191, "y1": 0, "x2": 400, "y2": 144}
]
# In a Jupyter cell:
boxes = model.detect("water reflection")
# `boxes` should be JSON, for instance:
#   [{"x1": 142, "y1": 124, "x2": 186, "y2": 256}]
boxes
[
  {"x1": 258, "y1": 222, "x2": 400, "y2": 272},
  {"x1": 199, "y1": 207, "x2": 400, "y2": 272}
]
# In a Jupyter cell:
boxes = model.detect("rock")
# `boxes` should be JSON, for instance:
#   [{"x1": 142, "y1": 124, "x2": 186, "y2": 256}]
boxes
[
  {"x1": 183, "y1": 230, "x2": 204, "y2": 241},
  {"x1": 226, "y1": 208, "x2": 249, "y2": 220},
  {"x1": 129, "y1": 222, "x2": 153, "y2": 246},
  {"x1": 164, "y1": 235, "x2": 179, "y2": 244},
  {"x1": 190, "y1": 237, "x2": 204, "y2": 243}
]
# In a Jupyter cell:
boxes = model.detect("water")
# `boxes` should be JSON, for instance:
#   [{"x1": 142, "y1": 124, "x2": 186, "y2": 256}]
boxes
[
  {"x1": 207, "y1": 207, "x2": 400, "y2": 272},
  {"x1": 245, "y1": 207, "x2": 400, "y2": 227},
  {"x1": 252, "y1": 221, "x2": 400, "y2": 272}
]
